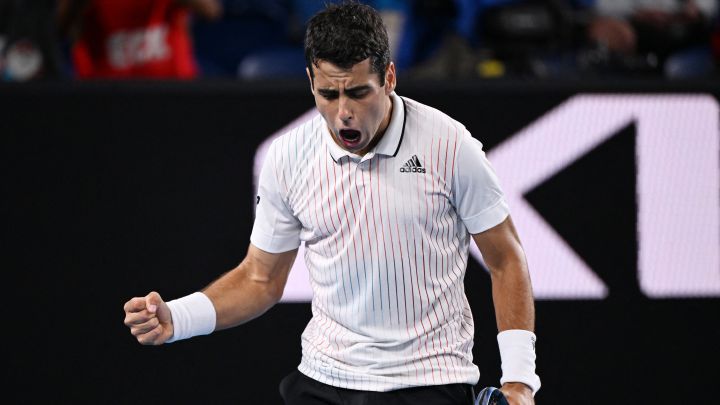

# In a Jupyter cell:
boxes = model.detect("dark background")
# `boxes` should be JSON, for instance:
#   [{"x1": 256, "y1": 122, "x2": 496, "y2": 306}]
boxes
[{"x1": 2, "y1": 80, "x2": 719, "y2": 404}]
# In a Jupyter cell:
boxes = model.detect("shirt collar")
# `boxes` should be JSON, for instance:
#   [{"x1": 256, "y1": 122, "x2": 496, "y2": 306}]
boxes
[{"x1": 325, "y1": 92, "x2": 406, "y2": 162}]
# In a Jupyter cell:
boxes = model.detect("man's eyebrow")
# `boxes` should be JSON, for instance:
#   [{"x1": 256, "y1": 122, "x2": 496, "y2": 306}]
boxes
[
  {"x1": 317, "y1": 85, "x2": 372, "y2": 94},
  {"x1": 345, "y1": 85, "x2": 372, "y2": 93}
]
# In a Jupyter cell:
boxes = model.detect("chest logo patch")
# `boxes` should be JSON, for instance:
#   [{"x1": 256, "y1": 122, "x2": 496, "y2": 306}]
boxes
[{"x1": 400, "y1": 155, "x2": 426, "y2": 173}]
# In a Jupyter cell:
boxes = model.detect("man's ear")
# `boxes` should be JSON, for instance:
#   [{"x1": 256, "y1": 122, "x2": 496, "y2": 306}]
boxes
[
  {"x1": 306, "y1": 67, "x2": 314, "y2": 94},
  {"x1": 384, "y1": 62, "x2": 396, "y2": 95}
]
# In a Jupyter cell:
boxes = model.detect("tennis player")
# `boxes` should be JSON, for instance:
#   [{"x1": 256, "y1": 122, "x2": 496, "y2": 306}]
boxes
[{"x1": 123, "y1": 2, "x2": 540, "y2": 404}]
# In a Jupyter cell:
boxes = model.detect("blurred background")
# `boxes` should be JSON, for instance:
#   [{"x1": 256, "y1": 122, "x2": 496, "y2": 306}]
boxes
[
  {"x1": 2, "y1": 0, "x2": 719, "y2": 404},
  {"x1": 1, "y1": 0, "x2": 719, "y2": 81}
]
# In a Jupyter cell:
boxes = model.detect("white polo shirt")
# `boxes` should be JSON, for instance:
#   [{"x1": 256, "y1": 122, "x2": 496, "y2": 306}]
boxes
[{"x1": 251, "y1": 92, "x2": 509, "y2": 391}]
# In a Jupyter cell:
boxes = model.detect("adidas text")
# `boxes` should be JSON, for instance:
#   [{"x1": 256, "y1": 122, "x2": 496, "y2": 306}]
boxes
[{"x1": 400, "y1": 167, "x2": 426, "y2": 173}]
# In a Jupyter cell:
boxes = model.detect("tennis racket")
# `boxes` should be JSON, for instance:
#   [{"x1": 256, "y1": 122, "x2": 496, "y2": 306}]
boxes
[{"x1": 475, "y1": 386, "x2": 509, "y2": 405}]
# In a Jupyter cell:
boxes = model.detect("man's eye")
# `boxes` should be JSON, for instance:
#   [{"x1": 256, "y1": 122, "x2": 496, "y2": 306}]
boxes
[
  {"x1": 320, "y1": 92, "x2": 338, "y2": 100},
  {"x1": 348, "y1": 91, "x2": 368, "y2": 99}
]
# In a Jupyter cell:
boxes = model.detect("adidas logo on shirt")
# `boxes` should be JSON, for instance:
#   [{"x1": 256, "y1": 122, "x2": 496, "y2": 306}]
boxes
[{"x1": 399, "y1": 155, "x2": 426, "y2": 173}]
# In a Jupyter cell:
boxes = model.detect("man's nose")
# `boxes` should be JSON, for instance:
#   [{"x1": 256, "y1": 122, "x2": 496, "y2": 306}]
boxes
[{"x1": 338, "y1": 96, "x2": 352, "y2": 122}]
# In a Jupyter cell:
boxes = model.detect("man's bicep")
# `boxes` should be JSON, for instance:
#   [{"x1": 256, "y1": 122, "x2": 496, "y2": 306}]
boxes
[{"x1": 246, "y1": 243, "x2": 298, "y2": 283}]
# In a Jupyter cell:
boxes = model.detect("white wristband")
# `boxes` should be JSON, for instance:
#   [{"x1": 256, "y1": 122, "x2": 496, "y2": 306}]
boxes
[
  {"x1": 165, "y1": 292, "x2": 217, "y2": 343},
  {"x1": 497, "y1": 329, "x2": 541, "y2": 396}
]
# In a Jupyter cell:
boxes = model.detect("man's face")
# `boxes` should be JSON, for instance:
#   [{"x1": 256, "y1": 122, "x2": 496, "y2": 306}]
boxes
[{"x1": 308, "y1": 58, "x2": 396, "y2": 155}]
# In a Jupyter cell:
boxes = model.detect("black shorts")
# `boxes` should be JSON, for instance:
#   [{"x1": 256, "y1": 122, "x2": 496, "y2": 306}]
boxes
[{"x1": 279, "y1": 369, "x2": 475, "y2": 405}]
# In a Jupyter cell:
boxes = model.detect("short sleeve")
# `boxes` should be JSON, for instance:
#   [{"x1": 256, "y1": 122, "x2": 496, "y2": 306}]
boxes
[
  {"x1": 452, "y1": 133, "x2": 510, "y2": 234},
  {"x1": 250, "y1": 141, "x2": 302, "y2": 253}
]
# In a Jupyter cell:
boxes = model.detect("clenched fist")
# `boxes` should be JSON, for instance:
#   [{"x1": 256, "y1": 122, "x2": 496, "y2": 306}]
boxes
[{"x1": 123, "y1": 291, "x2": 174, "y2": 345}]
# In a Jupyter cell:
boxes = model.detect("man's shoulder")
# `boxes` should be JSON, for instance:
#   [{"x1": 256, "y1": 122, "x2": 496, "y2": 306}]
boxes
[{"x1": 400, "y1": 95, "x2": 470, "y2": 138}]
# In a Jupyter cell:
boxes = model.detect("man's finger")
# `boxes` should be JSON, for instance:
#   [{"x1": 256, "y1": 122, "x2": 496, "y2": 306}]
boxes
[
  {"x1": 131, "y1": 317, "x2": 160, "y2": 336},
  {"x1": 478, "y1": 387, "x2": 510, "y2": 405},
  {"x1": 124, "y1": 310, "x2": 155, "y2": 327},
  {"x1": 137, "y1": 326, "x2": 162, "y2": 345},
  {"x1": 123, "y1": 297, "x2": 147, "y2": 313},
  {"x1": 145, "y1": 291, "x2": 163, "y2": 314}
]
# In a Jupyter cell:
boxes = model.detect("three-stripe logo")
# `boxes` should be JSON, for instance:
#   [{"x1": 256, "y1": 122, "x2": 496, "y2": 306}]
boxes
[{"x1": 399, "y1": 155, "x2": 426, "y2": 173}]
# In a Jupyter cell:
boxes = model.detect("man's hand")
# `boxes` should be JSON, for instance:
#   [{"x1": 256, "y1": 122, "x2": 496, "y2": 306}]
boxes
[
  {"x1": 123, "y1": 291, "x2": 174, "y2": 345},
  {"x1": 500, "y1": 382, "x2": 534, "y2": 405}
]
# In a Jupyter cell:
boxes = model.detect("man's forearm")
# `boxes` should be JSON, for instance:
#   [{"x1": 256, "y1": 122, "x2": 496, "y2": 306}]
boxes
[
  {"x1": 202, "y1": 262, "x2": 285, "y2": 331},
  {"x1": 489, "y1": 256, "x2": 540, "y2": 400},
  {"x1": 489, "y1": 258, "x2": 535, "y2": 332}
]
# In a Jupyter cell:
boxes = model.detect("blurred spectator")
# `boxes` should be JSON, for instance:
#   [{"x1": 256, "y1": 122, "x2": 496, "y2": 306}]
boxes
[
  {"x1": 0, "y1": 0, "x2": 63, "y2": 81},
  {"x1": 587, "y1": 0, "x2": 718, "y2": 78},
  {"x1": 400, "y1": 0, "x2": 592, "y2": 79},
  {"x1": 59, "y1": 0, "x2": 222, "y2": 79},
  {"x1": 385, "y1": 0, "x2": 720, "y2": 80}
]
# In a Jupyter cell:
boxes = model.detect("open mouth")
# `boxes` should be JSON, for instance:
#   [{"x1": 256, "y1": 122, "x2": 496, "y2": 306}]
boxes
[{"x1": 338, "y1": 129, "x2": 361, "y2": 147}]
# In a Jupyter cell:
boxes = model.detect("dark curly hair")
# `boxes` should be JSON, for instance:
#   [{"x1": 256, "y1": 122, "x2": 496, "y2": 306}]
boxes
[{"x1": 304, "y1": 1, "x2": 391, "y2": 86}]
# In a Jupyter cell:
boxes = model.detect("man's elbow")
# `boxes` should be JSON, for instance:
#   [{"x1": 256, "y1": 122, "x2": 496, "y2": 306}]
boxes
[
  {"x1": 268, "y1": 279, "x2": 286, "y2": 304},
  {"x1": 246, "y1": 270, "x2": 286, "y2": 304},
  {"x1": 486, "y1": 251, "x2": 528, "y2": 276}
]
